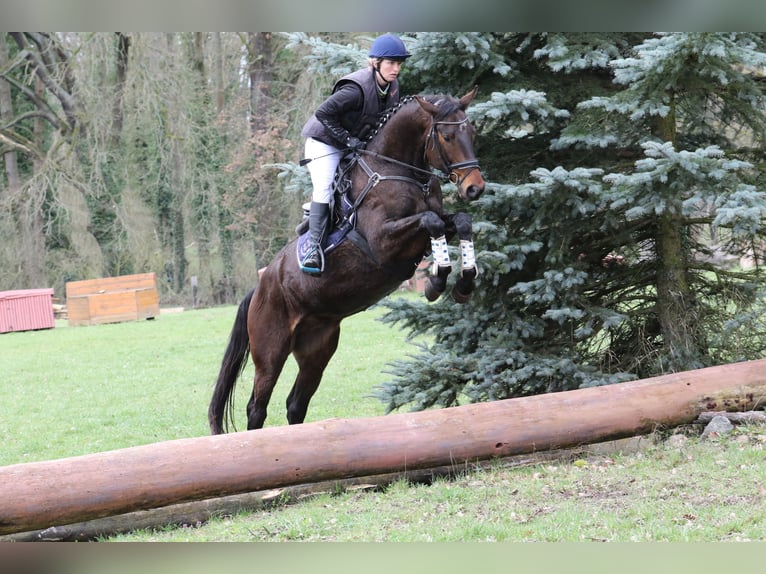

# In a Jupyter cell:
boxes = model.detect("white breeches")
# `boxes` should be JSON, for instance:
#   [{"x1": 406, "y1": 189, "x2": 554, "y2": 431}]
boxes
[{"x1": 305, "y1": 137, "x2": 342, "y2": 204}]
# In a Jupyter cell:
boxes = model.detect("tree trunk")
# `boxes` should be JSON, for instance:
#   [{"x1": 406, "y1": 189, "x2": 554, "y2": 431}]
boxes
[
  {"x1": 248, "y1": 32, "x2": 272, "y2": 135},
  {"x1": 164, "y1": 33, "x2": 187, "y2": 293},
  {"x1": 651, "y1": 93, "x2": 700, "y2": 370},
  {"x1": 655, "y1": 209, "x2": 698, "y2": 364},
  {"x1": 188, "y1": 32, "x2": 214, "y2": 301},
  {"x1": 213, "y1": 33, "x2": 224, "y2": 114},
  {"x1": 216, "y1": 32, "x2": 234, "y2": 301},
  {"x1": 0, "y1": 35, "x2": 23, "y2": 286},
  {"x1": 0, "y1": 358, "x2": 764, "y2": 536},
  {"x1": 0, "y1": 34, "x2": 21, "y2": 197},
  {"x1": 110, "y1": 32, "x2": 130, "y2": 149}
]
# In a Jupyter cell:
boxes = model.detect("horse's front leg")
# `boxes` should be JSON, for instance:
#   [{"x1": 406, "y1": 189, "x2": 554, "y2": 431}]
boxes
[
  {"x1": 376, "y1": 210, "x2": 463, "y2": 301},
  {"x1": 418, "y1": 212, "x2": 452, "y2": 302},
  {"x1": 427, "y1": 212, "x2": 477, "y2": 303},
  {"x1": 448, "y1": 212, "x2": 478, "y2": 304}
]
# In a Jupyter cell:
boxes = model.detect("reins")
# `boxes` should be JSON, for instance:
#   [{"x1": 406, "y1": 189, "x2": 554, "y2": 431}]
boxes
[
  {"x1": 340, "y1": 95, "x2": 481, "y2": 224},
  {"x1": 350, "y1": 155, "x2": 435, "y2": 214},
  {"x1": 352, "y1": 106, "x2": 480, "y2": 197}
]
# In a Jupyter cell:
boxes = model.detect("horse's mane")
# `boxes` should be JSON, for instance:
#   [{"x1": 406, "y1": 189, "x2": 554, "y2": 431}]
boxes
[{"x1": 364, "y1": 93, "x2": 462, "y2": 144}]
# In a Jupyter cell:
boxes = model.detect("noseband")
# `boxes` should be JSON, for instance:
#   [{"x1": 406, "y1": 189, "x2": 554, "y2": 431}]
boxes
[{"x1": 427, "y1": 116, "x2": 481, "y2": 187}]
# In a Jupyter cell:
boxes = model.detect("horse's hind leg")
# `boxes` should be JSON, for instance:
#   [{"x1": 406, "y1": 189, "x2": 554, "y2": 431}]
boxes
[
  {"x1": 285, "y1": 319, "x2": 341, "y2": 425},
  {"x1": 451, "y1": 212, "x2": 478, "y2": 303},
  {"x1": 246, "y1": 302, "x2": 292, "y2": 430},
  {"x1": 247, "y1": 353, "x2": 289, "y2": 430}
]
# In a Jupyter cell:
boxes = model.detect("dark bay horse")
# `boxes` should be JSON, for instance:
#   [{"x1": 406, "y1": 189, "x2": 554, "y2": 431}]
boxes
[{"x1": 209, "y1": 87, "x2": 486, "y2": 433}]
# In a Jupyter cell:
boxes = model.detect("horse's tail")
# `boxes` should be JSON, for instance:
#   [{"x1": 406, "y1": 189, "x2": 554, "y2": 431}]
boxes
[{"x1": 208, "y1": 288, "x2": 255, "y2": 434}]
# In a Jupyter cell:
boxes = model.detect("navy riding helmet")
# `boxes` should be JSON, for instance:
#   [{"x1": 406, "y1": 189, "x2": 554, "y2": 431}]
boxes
[{"x1": 369, "y1": 34, "x2": 411, "y2": 61}]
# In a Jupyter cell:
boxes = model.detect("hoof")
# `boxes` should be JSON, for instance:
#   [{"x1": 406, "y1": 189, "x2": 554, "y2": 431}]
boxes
[
  {"x1": 424, "y1": 266, "x2": 450, "y2": 302},
  {"x1": 451, "y1": 272, "x2": 475, "y2": 304},
  {"x1": 451, "y1": 285, "x2": 472, "y2": 304},
  {"x1": 424, "y1": 280, "x2": 441, "y2": 302}
]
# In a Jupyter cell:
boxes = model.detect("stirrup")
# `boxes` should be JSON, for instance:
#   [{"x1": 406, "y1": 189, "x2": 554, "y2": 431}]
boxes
[{"x1": 299, "y1": 246, "x2": 325, "y2": 274}]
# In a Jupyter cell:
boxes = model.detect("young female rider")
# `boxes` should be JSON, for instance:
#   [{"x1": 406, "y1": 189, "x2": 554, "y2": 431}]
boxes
[{"x1": 299, "y1": 33, "x2": 411, "y2": 274}]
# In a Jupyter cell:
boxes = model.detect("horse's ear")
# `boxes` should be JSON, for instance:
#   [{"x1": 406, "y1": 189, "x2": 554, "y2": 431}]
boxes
[
  {"x1": 459, "y1": 85, "x2": 479, "y2": 109},
  {"x1": 415, "y1": 95, "x2": 439, "y2": 116}
]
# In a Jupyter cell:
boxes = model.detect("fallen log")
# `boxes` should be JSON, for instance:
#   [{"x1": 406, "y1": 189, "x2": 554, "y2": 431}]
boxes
[
  {"x1": 0, "y1": 470, "x2": 438, "y2": 542},
  {"x1": 1, "y1": 359, "x2": 765, "y2": 535},
  {"x1": 1, "y1": 445, "x2": 607, "y2": 541}
]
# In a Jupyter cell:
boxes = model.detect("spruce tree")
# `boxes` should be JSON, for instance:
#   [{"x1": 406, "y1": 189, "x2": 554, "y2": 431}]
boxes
[{"x1": 372, "y1": 33, "x2": 766, "y2": 412}]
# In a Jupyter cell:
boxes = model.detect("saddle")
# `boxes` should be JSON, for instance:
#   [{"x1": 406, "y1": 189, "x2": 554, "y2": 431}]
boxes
[{"x1": 295, "y1": 154, "x2": 376, "y2": 263}]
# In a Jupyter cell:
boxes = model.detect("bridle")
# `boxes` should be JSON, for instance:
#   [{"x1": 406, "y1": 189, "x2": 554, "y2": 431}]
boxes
[
  {"x1": 341, "y1": 102, "x2": 482, "y2": 226},
  {"x1": 357, "y1": 112, "x2": 481, "y2": 192},
  {"x1": 426, "y1": 116, "x2": 481, "y2": 188}
]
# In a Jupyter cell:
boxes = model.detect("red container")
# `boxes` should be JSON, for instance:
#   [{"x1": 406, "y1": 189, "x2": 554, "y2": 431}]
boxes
[{"x1": 0, "y1": 288, "x2": 55, "y2": 333}]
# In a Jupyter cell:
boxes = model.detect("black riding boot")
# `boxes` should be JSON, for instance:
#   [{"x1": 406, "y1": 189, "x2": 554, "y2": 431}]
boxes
[{"x1": 299, "y1": 201, "x2": 330, "y2": 274}]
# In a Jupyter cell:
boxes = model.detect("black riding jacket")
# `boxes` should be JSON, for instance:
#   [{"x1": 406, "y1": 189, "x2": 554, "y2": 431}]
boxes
[{"x1": 301, "y1": 68, "x2": 401, "y2": 147}]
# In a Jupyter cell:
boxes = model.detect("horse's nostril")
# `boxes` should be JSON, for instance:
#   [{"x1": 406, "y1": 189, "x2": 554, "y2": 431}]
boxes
[{"x1": 467, "y1": 185, "x2": 484, "y2": 200}]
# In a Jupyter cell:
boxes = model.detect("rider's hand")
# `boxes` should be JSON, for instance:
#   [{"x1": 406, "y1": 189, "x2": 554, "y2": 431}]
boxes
[{"x1": 346, "y1": 136, "x2": 364, "y2": 152}]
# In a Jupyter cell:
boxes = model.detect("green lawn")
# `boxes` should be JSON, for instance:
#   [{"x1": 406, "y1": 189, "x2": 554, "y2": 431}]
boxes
[{"x1": 0, "y1": 297, "x2": 412, "y2": 466}]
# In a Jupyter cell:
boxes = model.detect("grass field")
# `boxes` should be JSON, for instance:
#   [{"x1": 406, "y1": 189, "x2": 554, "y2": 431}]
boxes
[
  {"x1": 0, "y1": 298, "x2": 409, "y2": 466},
  {"x1": 2, "y1": 297, "x2": 766, "y2": 543}
]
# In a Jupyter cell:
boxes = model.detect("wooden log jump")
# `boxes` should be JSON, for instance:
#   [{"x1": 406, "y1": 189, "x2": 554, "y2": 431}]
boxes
[{"x1": 1, "y1": 359, "x2": 765, "y2": 535}]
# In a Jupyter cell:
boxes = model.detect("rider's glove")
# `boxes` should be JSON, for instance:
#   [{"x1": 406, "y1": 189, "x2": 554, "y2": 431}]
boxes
[{"x1": 346, "y1": 136, "x2": 364, "y2": 152}]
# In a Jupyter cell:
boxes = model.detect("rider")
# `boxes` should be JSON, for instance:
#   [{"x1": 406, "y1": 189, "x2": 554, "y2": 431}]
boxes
[{"x1": 299, "y1": 33, "x2": 411, "y2": 274}]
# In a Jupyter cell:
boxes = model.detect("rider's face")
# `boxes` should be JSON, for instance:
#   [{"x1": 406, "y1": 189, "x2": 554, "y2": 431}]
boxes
[{"x1": 376, "y1": 59, "x2": 403, "y2": 85}]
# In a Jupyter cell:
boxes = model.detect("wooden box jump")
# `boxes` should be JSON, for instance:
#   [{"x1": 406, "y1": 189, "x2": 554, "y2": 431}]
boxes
[{"x1": 65, "y1": 272, "x2": 159, "y2": 326}]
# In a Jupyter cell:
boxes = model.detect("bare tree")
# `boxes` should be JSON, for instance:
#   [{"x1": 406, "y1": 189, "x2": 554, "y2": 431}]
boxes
[
  {"x1": 0, "y1": 33, "x2": 77, "y2": 287},
  {"x1": 7, "y1": 32, "x2": 79, "y2": 138},
  {"x1": 0, "y1": 34, "x2": 24, "y2": 286}
]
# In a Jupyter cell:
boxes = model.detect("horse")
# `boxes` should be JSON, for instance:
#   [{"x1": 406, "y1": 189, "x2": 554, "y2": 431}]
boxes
[{"x1": 208, "y1": 87, "x2": 486, "y2": 434}]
